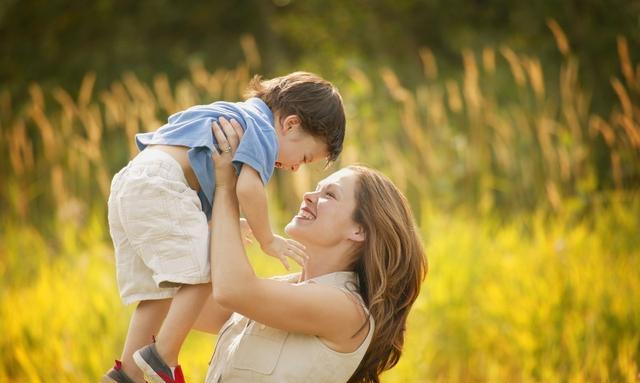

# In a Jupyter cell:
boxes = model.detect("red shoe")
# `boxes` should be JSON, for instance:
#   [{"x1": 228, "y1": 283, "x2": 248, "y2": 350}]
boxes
[
  {"x1": 101, "y1": 360, "x2": 139, "y2": 383},
  {"x1": 133, "y1": 343, "x2": 185, "y2": 383}
]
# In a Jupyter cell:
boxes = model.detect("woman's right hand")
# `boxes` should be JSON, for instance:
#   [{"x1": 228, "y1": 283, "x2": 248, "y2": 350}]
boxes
[{"x1": 211, "y1": 117, "x2": 243, "y2": 189}]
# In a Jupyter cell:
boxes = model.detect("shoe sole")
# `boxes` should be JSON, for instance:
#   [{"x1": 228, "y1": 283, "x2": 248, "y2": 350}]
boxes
[{"x1": 133, "y1": 350, "x2": 168, "y2": 383}]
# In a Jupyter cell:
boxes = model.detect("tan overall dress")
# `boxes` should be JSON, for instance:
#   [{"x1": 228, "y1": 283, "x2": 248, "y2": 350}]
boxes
[{"x1": 205, "y1": 271, "x2": 374, "y2": 383}]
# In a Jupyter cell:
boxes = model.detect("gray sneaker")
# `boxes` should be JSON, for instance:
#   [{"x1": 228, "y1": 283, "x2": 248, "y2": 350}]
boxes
[
  {"x1": 100, "y1": 360, "x2": 138, "y2": 383},
  {"x1": 133, "y1": 343, "x2": 185, "y2": 383}
]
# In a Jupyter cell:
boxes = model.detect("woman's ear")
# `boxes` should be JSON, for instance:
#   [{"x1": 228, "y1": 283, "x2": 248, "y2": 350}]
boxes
[{"x1": 348, "y1": 225, "x2": 366, "y2": 243}]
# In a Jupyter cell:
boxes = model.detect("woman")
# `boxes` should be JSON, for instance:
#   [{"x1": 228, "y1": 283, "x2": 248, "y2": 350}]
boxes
[{"x1": 194, "y1": 119, "x2": 427, "y2": 383}]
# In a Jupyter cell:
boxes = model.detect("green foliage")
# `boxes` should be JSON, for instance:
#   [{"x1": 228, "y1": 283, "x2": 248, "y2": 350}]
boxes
[{"x1": 2, "y1": 0, "x2": 639, "y2": 114}]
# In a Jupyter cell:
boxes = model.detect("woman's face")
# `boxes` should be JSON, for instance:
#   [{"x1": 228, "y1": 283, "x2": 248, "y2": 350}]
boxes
[{"x1": 285, "y1": 168, "x2": 361, "y2": 247}]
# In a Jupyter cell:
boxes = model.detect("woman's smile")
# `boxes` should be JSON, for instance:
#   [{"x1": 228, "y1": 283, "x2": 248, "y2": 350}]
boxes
[{"x1": 295, "y1": 206, "x2": 316, "y2": 221}]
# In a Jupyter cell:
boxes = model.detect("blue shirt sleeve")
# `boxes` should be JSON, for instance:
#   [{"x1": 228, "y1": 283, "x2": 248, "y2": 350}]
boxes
[{"x1": 232, "y1": 123, "x2": 278, "y2": 185}]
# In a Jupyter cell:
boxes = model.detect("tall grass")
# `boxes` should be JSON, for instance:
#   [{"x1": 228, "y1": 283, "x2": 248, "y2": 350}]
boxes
[
  {"x1": 1, "y1": 26, "x2": 639, "y2": 382},
  {"x1": 2, "y1": 30, "x2": 639, "y2": 225}
]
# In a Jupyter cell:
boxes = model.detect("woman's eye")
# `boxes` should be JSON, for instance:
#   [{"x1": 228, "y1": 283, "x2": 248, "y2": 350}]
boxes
[{"x1": 326, "y1": 192, "x2": 335, "y2": 198}]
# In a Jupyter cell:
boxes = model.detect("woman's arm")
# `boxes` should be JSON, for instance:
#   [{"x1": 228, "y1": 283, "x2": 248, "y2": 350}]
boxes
[
  {"x1": 191, "y1": 292, "x2": 232, "y2": 334},
  {"x1": 210, "y1": 119, "x2": 367, "y2": 349}
]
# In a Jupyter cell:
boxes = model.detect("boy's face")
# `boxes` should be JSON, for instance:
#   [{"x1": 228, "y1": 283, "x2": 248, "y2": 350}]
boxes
[{"x1": 275, "y1": 115, "x2": 329, "y2": 172}]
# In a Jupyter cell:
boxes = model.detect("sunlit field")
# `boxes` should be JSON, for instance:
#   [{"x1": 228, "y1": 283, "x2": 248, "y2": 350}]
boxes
[{"x1": 1, "y1": 28, "x2": 639, "y2": 382}]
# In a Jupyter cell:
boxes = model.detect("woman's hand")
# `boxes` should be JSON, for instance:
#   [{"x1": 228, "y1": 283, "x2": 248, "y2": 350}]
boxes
[{"x1": 211, "y1": 117, "x2": 244, "y2": 188}]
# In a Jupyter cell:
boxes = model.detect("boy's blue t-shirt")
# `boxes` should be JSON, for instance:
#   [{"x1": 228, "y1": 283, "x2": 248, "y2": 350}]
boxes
[{"x1": 135, "y1": 97, "x2": 278, "y2": 220}]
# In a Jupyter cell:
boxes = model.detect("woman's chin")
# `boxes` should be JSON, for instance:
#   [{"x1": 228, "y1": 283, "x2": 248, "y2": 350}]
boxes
[
  {"x1": 284, "y1": 221, "x2": 297, "y2": 237},
  {"x1": 284, "y1": 218, "x2": 309, "y2": 239}
]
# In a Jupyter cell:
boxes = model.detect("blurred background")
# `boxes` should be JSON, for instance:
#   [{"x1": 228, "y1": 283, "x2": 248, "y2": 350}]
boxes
[{"x1": 1, "y1": 1, "x2": 639, "y2": 382}]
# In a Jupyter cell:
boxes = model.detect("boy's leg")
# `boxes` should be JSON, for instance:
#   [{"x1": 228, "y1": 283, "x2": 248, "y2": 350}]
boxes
[
  {"x1": 120, "y1": 299, "x2": 172, "y2": 382},
  {"x1": 152, "y1": 282, "x2": 212, "y2": 366}
]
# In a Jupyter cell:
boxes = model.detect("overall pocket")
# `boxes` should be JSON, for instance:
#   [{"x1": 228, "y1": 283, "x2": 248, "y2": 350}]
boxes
[{"x1": 232, "y1": 321, "x2": 289, "y2": 375}]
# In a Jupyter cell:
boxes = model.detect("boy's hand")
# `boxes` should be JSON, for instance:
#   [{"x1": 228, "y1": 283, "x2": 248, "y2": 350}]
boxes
[
  {"x1": 261, "y1": 235, "x2": 307, "y2": 270},
  {"x1": 239, "y1": 218, "x2": 253, "y2": 245}
]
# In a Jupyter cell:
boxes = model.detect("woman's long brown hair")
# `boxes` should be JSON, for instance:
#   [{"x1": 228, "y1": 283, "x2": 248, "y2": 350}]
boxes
[{"x1": 347, "y1": 165, "x2": 428, "y2": 383}]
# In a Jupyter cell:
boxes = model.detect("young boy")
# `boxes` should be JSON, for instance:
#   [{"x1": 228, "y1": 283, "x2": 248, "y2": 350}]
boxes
[{"x1": 102, "y1": 72, "x2": 346, "y2": 383}]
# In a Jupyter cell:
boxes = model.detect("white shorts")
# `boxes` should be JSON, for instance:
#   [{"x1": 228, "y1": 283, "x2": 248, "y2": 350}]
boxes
[{"x1": 108, "y1": 148, "x2": 210, "y2": 305}]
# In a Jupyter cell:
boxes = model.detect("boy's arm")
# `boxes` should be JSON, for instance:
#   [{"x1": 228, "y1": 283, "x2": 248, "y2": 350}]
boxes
[
  {"x1": 236, "y1": 165, "x2": 273, "y2": 246},
  {"x1": 236, "y1": 165, "x2": 307, "y2": 268}
]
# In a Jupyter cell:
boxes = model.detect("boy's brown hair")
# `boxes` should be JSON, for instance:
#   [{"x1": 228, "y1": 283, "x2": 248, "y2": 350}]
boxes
[{"x1": 245, "y1": 71, "x2": 346, "y2": 164}]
